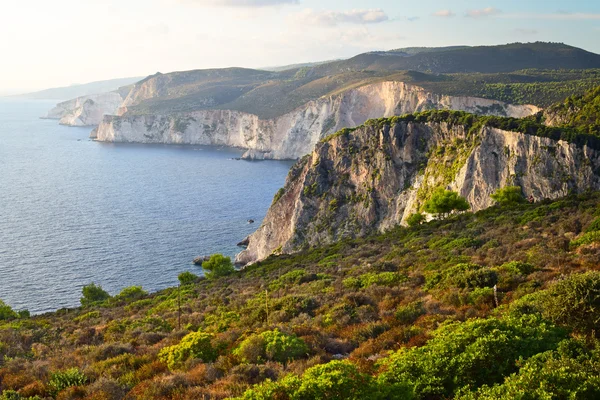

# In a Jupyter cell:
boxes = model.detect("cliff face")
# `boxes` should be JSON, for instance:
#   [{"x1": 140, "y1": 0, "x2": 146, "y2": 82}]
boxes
[
  {"x1": 235, "y1": 121, "x2": 600, "y2": 265},
  {"x1": 43, "y1": 92, "x2": 124, "y2": 127},
  {"x1": 92, "y1": 82, "x2": 540, "y2": 160}
]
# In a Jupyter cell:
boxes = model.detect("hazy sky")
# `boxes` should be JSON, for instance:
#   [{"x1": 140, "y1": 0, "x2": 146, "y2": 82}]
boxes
[{"x1": 1, "y1": 0, "x2": 600, "y2": 94}]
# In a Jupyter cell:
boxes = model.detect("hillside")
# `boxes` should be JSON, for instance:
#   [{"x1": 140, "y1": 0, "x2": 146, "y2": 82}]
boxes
[
  {"x1": 118, "y1": 43, "x2": 600, "y2": 120},
  {"x1": 12, "y1": 77, "x2": 143, "y2": 101},
  {"x1": 236, "y1": 106, "x2": 600, "y2": 265},
  {"x1": 1, "y1": 192, "x2": 600, "y2": 399},
  {"x1": 544, "y1": 85, "x2": 600, "y2": 134}
]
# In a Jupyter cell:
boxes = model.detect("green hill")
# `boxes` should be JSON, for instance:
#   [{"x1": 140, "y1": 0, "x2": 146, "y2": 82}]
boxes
[
  {"x1": 1, "y1": 191, "x2": 600, "y2": 399},
  {"x1": 544, "y1": 85, "x2": 600, "y2": 134},
  {"x1": 123, "y1": 43, "x2": 600, "y2": 119}
]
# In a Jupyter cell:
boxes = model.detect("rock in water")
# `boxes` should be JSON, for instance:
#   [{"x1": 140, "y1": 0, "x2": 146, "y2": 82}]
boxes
[
  {"x1": 237, "y1": 236, "x2": 250, "y2": 247},
  {"x1": 193, "y1": 256, "x2": 210, "y2": 266}
]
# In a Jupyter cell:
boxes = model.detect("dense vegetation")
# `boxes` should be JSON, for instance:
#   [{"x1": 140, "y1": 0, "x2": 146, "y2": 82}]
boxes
[
  {"x1": 545, "y1": 85, "x2": 600, "y2": 134},
  {"x1": 2, "y1": 190, "x2": 600, "y2": 399},
  {"x1": 323, "y1": 101, "x2": 600, "y2": 151}
]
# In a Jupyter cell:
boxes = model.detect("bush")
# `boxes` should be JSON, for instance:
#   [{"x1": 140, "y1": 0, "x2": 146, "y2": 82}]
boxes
[
  {"x1": 236, "y1": 361, "x2": 414, "y2": 400},
  {"x1": 423, "y1": 188, "x2": 470, "y2": 218},
  {"x1": 80, "y1": 283, "x2": 111, "y2": 306},
  {"x1": 177, "y1": 271, "x2": 199, "y2": 286},
  {"x1": 585, "y1": 216, "x2": 600, "y2": 233},
  {"x1": 115, "y1": 286, "x2": 147, "y2": 302},
  {"x1": 343, "y1": 272, "x2": 406, "y2": 289},
  {"x1": 407, "y1": 213, "x2": 425, "y2": 227},
  {"x1": 202, "y1": 254, "x2": 235, "y2": 279},
  {"x1": 0, "y1": 300, "x2": 17, "y2": 321},
  {"x1": 490, "y1": 186, "x2": 525, "y2": 205},
  {"x1": 570, "y1": 231, "x2": 600, "y2": 248},
  {"x1": 378, "y1": 314, "x2": 567, "y2": 398},
  {"x1": 158, "y1": 331, "x2": 217, "y2": 369},
  {"x1": 539, "y1": 271, "x2": 600, "y2": 336},
  {"x1": 459, "y1": 340, "x2": 600, "y2": 399},
  {"x1": 439, "y1": 264, "x2": 498, "y2": 289},
  {"x1": 497, "y1": 261, "x2": 535, "y2": 276},
  {"x1": 234, "y1": 329, "x2": 308, "y2": 364},
  {"x1": 0, "y1": 391, "x2": 41, "y2": 400},
  {"x1": 48, "y1": 368, "x2": 87, "y2": 396},
  {"x1": 395, "y1": 301, "x2": 426, "y2": 325}
]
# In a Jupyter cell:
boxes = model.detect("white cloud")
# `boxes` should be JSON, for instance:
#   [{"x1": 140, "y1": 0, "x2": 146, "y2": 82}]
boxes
[
  {"x1": 433, "y1": 10, "x2": 455, "y2": 17},
  {"x1": 466, "y1": 7, "x2": 501, "y2": 18},
  {"x1": 295, "y1": 8, "x2": 389, "y2": 26},
  {"x1": 181, "y1": 0, "x2": 299, "y2": 7}
]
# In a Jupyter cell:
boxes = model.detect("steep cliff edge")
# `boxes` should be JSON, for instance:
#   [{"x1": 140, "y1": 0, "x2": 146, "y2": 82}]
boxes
[
  {"x1": 42, "y1": 91, "x2": 125, "y2": 127},
  {"x1": 236, "y1": 114, "x2": 600, "y2": 265},
  {"x1": 92, "y1": 81, "x2": 540, "y2": 160}
]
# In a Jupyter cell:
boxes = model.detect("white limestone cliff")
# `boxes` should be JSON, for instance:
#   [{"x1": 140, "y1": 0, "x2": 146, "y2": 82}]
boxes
[
  {"x1": 235, "y1": 121, "x2": 600, "y2": 265},
  {"x1": 42, "y1": 92, "x2": 124, "y2": 127},
  {"x1": 92, "y1": 81, "x2": 540, "y2": 160}
]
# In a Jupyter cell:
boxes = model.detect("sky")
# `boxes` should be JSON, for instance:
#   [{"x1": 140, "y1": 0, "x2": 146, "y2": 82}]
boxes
[{"x1": 1, "y1": 0, "x2": 600, "y2": 95}]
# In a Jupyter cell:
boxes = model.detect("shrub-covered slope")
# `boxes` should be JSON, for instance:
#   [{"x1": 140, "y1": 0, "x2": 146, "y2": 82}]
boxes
[
  {"x1": 120, "y1": 43, "x2": 600, "y2": 120},
  {"x1": 544, "y1": 85, "x2": 600, "y2": 134},
  {"x1": 2, "y1": 193, "x2": 600, "y2": 399},
  {"x1": 236, "y1": 108, "x2": 600, "y2": 265}
]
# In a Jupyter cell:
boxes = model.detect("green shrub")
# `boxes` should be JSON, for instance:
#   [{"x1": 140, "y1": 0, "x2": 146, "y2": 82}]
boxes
[
  {"x1": 539, "y1": 271, "x2": 600, "y2": 336},
  {"x1": 570, "y1": 231, "x2": 600, "y2": 247},
  {"x1": 407, "y1": 213, "x2": 425, "y2": 227},
  {"x1": 459, "y1": 340, "x2": 600, "y2": 399},
  {"x1": 498, "y1": 261, "x2": 535, "y2": 276},
  {"x1": 115, "y1": 286, "x2": 147, "y2": 302},
  {"x1": 490, "y1": 186, "x2": 525, "y2": 205},
  {"x1": 234, "y1": 329, "x2": 308, "y2": 364},
  {"x1": 236, "y1": 361, "x2": 414, "y2": 400},
  {"x1": 441, "y1": 264, "x2": 498, "y2": 289},
  {"x1": 343, "y1": 272, "x2": 406, "y2": 289},
  {"x1": 423, "y1": 188, "x2": 470, "y2": 218},
  {"x1": 342, "y1": 277, "x2": 363, "y2": 289},
  {"x1": 0, "y1": 391, "x2": 41, "y2": 400},
  {"x1": 0, "y1": 300, "x2": 17, "y2": 321},
  {"x1": 202, "y1": 254, "x2": 235, "y2": 279},
  {"x1": 80, "y1": 283, "x2": 111, "y2": 306},
  {"x1": 49, "y1": 368, "x2": 87, "y2": 395},
  {"x1": 378, "y1": 314, "x2": 567, "y2": 398},
  {"x1": 177, "y1": 271, "x2": 199, "y2": 285},
  {"x1": 158, "y1": 331, "x2": 217, "y2": 369},
  {"x1": 585, "y1": 216, "x2": 600, "y2": 232},
  {"x1": 395, "y1": 301, "x2": 426, "y2": 325}
]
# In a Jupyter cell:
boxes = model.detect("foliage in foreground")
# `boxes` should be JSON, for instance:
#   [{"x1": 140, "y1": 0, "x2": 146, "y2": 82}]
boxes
[{"x1": 2, "y1": 193, "x2": 600, "y2": 399}]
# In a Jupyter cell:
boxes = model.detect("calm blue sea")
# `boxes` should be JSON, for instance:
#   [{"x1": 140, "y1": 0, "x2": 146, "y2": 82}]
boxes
[{"x1": 0, "y1": 99, "x2": 293, "y2": 314}]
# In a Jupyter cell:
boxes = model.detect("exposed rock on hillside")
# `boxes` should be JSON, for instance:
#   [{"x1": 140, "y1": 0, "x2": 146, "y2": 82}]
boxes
[
  {"x1": 42, "y1": 92, "x2": 125, "y2": 127},
  {"x1": 236, "y1": 118, "x2": 600, "y2": 265},
  {"x1": 92, "y1": 82, "x2": 539, "y2": 160}
]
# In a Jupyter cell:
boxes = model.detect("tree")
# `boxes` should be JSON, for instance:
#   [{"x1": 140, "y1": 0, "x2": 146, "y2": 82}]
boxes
[
  {"x1": 423, "y1": 188, "x2": 470, "y2": 218},
  {"x1": 0, "y1": 300, "x2": 17, "y2": 321},
  {"x1": 406, "y1": 213, "x2": 425, "y2": 227},
  {"x1": 178, "y1": 271, "x2": 199, "y2": 286},
  {"x1": 491, "y1": 186, "x2": 525, "y2": 205},
  {"x1": 202, "y1": 254, "x2": 235, "y2": 279},
  {"x1": 80, "y1": 283, "x2": 110, "y2": 306}
]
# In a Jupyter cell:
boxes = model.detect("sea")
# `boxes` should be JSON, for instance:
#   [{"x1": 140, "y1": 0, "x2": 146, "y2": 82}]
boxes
[{"x1": 0, "y1": 99, "x2": 293, "y2": 314}]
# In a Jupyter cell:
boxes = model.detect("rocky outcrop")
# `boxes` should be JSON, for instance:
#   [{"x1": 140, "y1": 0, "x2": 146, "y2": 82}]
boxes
[
  {"x1": 235, "y1": 120, "x2": 600, "y2": 265},
  {"x1": 92, "y1": 81, "x2": 540, "y2": 160},
  {"x1": 43, "y1": 92, "x2": 125, "y2": 127}
]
